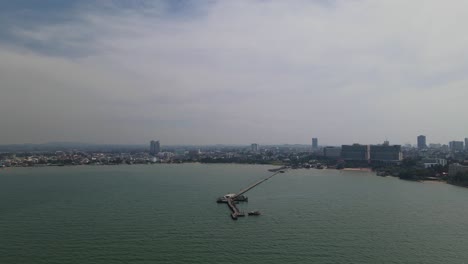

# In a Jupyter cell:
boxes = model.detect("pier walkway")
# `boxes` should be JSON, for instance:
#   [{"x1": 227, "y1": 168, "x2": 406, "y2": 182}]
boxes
[
  {"x1": 227, "y1": 198, "x2": 244, "y2": 219},
  {"x1": 220, "y1": 169, "x2": 285, "y2": 220},
  {"x1": 232, "y1": 170, "x2": 282, "y2": 199}
]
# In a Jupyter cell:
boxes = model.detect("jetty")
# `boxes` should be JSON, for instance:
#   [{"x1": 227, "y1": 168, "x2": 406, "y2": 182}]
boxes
[
  {"x1": 217, "y1": 169, "x2": 284, "y2": 220},
  {"x1": 227, "y1": 198, "x2": 245, "y2": 219}
]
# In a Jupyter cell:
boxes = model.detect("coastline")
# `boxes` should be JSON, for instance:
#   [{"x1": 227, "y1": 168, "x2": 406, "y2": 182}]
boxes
[
  {"x1": 341, "y1": 168, "x2": 373, "y2": 172},
  {"x1": 421, "y1": 180, "x2": 446, "y2": 184}
]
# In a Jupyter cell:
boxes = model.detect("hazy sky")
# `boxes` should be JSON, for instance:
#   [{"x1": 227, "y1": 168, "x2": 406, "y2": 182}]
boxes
[{"x1": 1, "y1": 0, "x2": 468, "y2": 146}]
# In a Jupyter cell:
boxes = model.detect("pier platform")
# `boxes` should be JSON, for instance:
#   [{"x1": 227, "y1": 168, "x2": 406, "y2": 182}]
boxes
[{"x1": 217, "y1": 170, "x2": 285, "y2": 220}]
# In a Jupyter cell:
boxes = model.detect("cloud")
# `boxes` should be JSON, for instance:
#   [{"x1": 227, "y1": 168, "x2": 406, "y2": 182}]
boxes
[{"x1": 1, "y1": 0, "x2": 468, "y2": 145}]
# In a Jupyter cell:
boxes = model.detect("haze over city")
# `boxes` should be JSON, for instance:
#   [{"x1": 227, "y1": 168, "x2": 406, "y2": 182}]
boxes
[{"x1": 1, "y1": 0, "x2": 468, "y2": 145}]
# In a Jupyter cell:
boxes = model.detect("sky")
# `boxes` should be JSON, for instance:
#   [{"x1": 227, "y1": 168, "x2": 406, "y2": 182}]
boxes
[{"x1": 1, "y1": 0, "x2": 468, "y2": 146}]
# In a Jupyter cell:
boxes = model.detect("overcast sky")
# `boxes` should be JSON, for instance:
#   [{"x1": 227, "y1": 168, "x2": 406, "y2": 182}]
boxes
[{"x1": 1, "y1": 0, "x2": 468, "y2": 146}]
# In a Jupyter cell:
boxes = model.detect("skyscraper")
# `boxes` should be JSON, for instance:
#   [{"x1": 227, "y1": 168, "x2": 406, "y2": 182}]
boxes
[
  {"x1": 150, "y1": 140, "x2": 160, "y2": 156},
  {"x1": 312, "y1": 138, "x2": 318, "y2": 150},
  {"x1": 417, "y1": 135, "x2": 426, "y2": 149},
  {"x1": 465, "y1": 138, "x2": 468, "y2": 150}
]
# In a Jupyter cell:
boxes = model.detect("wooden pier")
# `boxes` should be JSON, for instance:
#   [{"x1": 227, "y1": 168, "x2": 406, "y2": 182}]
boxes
[
  {"x1": 218, "y1": 169, "x2": 285, "y2": 220},
  {"x1": 227, "y1": 198, "x2": 245, "y2": 220}
]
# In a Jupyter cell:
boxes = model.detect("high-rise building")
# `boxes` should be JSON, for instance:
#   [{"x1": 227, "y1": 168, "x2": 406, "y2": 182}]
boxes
[
  {"x1": 369, "y1": 145, "x2": 402, "y2": 162},
  {"x1": 312, "y1": 138, "x2": 318, "y2": 150},
  {"x1": 341, "y1": 144, "x2": 369, "y2": 161},
  {"x1": 150, "y1": 140, "x2": 161, "y2": 156},
  {"x1": 417, "y1": 135, "x2": 426, "y2": 149},
  {"x1": 323, "y1": 146, "x2": 341, "y2": 158},
  {"x1": 449, "y1": 141, "x2": 464, "y2": 152},
  {"x1": 465, "y1": 138, "x2": 468, "y2": 150},
  {"x1": 251, "y1": 143, "x2": 259, "y2": 152}
]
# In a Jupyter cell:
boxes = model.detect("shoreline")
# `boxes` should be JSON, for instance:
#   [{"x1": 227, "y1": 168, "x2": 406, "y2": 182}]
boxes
[
  {"x1": 421, "y1": 180, "x2": 446, "y2": 184},
  {"x1": 341, "y1": 168, "x2": 373, "y2": 172}
]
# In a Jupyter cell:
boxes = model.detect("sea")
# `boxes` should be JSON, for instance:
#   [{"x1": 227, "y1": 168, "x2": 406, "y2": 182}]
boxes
[{"x1": 1, "y1": 164, "x2": 468, "y2": 264}]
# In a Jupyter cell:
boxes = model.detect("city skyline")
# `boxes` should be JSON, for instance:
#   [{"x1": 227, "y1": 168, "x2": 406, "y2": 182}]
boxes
[
  {"x1": 2, "y1": 1, "x2": 468, "y2": 145},
  {"x1": 2, "y1": 134, "x2": 468, "y2": 149}
]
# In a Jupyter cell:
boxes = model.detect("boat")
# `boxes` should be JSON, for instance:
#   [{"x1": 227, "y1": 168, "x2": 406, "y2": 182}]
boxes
[{"x1": 248, "y1": 210, "x2": 261, "y2": 216}]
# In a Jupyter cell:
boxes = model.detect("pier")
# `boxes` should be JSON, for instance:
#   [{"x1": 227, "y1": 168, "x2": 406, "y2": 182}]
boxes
[
  {"x1": 227, "y1": 198, "x2": 245, "y2": 220},
  {"x1": 218, "y1": 169, "x2": 285, "y2": 220}
]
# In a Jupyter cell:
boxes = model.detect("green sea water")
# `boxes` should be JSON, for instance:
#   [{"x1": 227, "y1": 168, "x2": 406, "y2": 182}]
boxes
[{"x1": 1, "y1": 164, "x2": 468, "y2": 264}]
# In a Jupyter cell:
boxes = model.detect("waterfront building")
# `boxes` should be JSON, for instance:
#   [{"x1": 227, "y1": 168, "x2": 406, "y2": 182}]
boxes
[
  {"x1": 251, "y1": 143, "x2": 259, "y2": 153},
  {"x1": 323, "y1": 146, "x2": 341, "y2": 158},
  {"x1": 417, "y1": 135, "x2": 427, "y2": 149},
  {"x1": 156, "y1": 152, "x2": 175, "y2": 161},
  {"x1": 341, "y1": 144, "x2": 369, "y2": 161},
  {"x1": 423, "y1": 158, "x2": 447, "y2": 168},
  {"x1": 369, "y1": 145, "x2": 402, "y2": 162},
  {"x1": 150, "y1": 140, "x2": 161, "y2": 156},
  {"x1": 449, "y1": 141, "x2": 464, "y2": 152},
  {"x1": 312, "y1": 138, "x2": 318, "y2": 151},
  {"x1": 449, "y1": 163, "x2": 468, "y2": 176}
]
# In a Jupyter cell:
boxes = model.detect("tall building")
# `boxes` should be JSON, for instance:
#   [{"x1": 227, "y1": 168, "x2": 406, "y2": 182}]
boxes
[
  {"x1": 369, "y1": 145, "x2": 402, "y2": 162},
  {"x1": 150, "y1": 140, "x2": 161, "y2": 156},
  {"x1": 449, "y1": 141, "x2": 464, "y2": 152},
  {"x1": 417, "y1": 135, "x2": 426, "y2": 149},
  {"x1": 312, "y1": 138, "x2": 318, "y2": 150},
  {"x1": 341, "y1": 144, "x2": 369, "y2": 161},
  {"x1": 251, "y1": 143, "x2": 259, "y2": 152},
  {"x1": 465, "y1": 138, "x2": 468, "y2": 150},
  {"x1": 323, "y1": 146, "x2": 341, "y2": 158}
]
